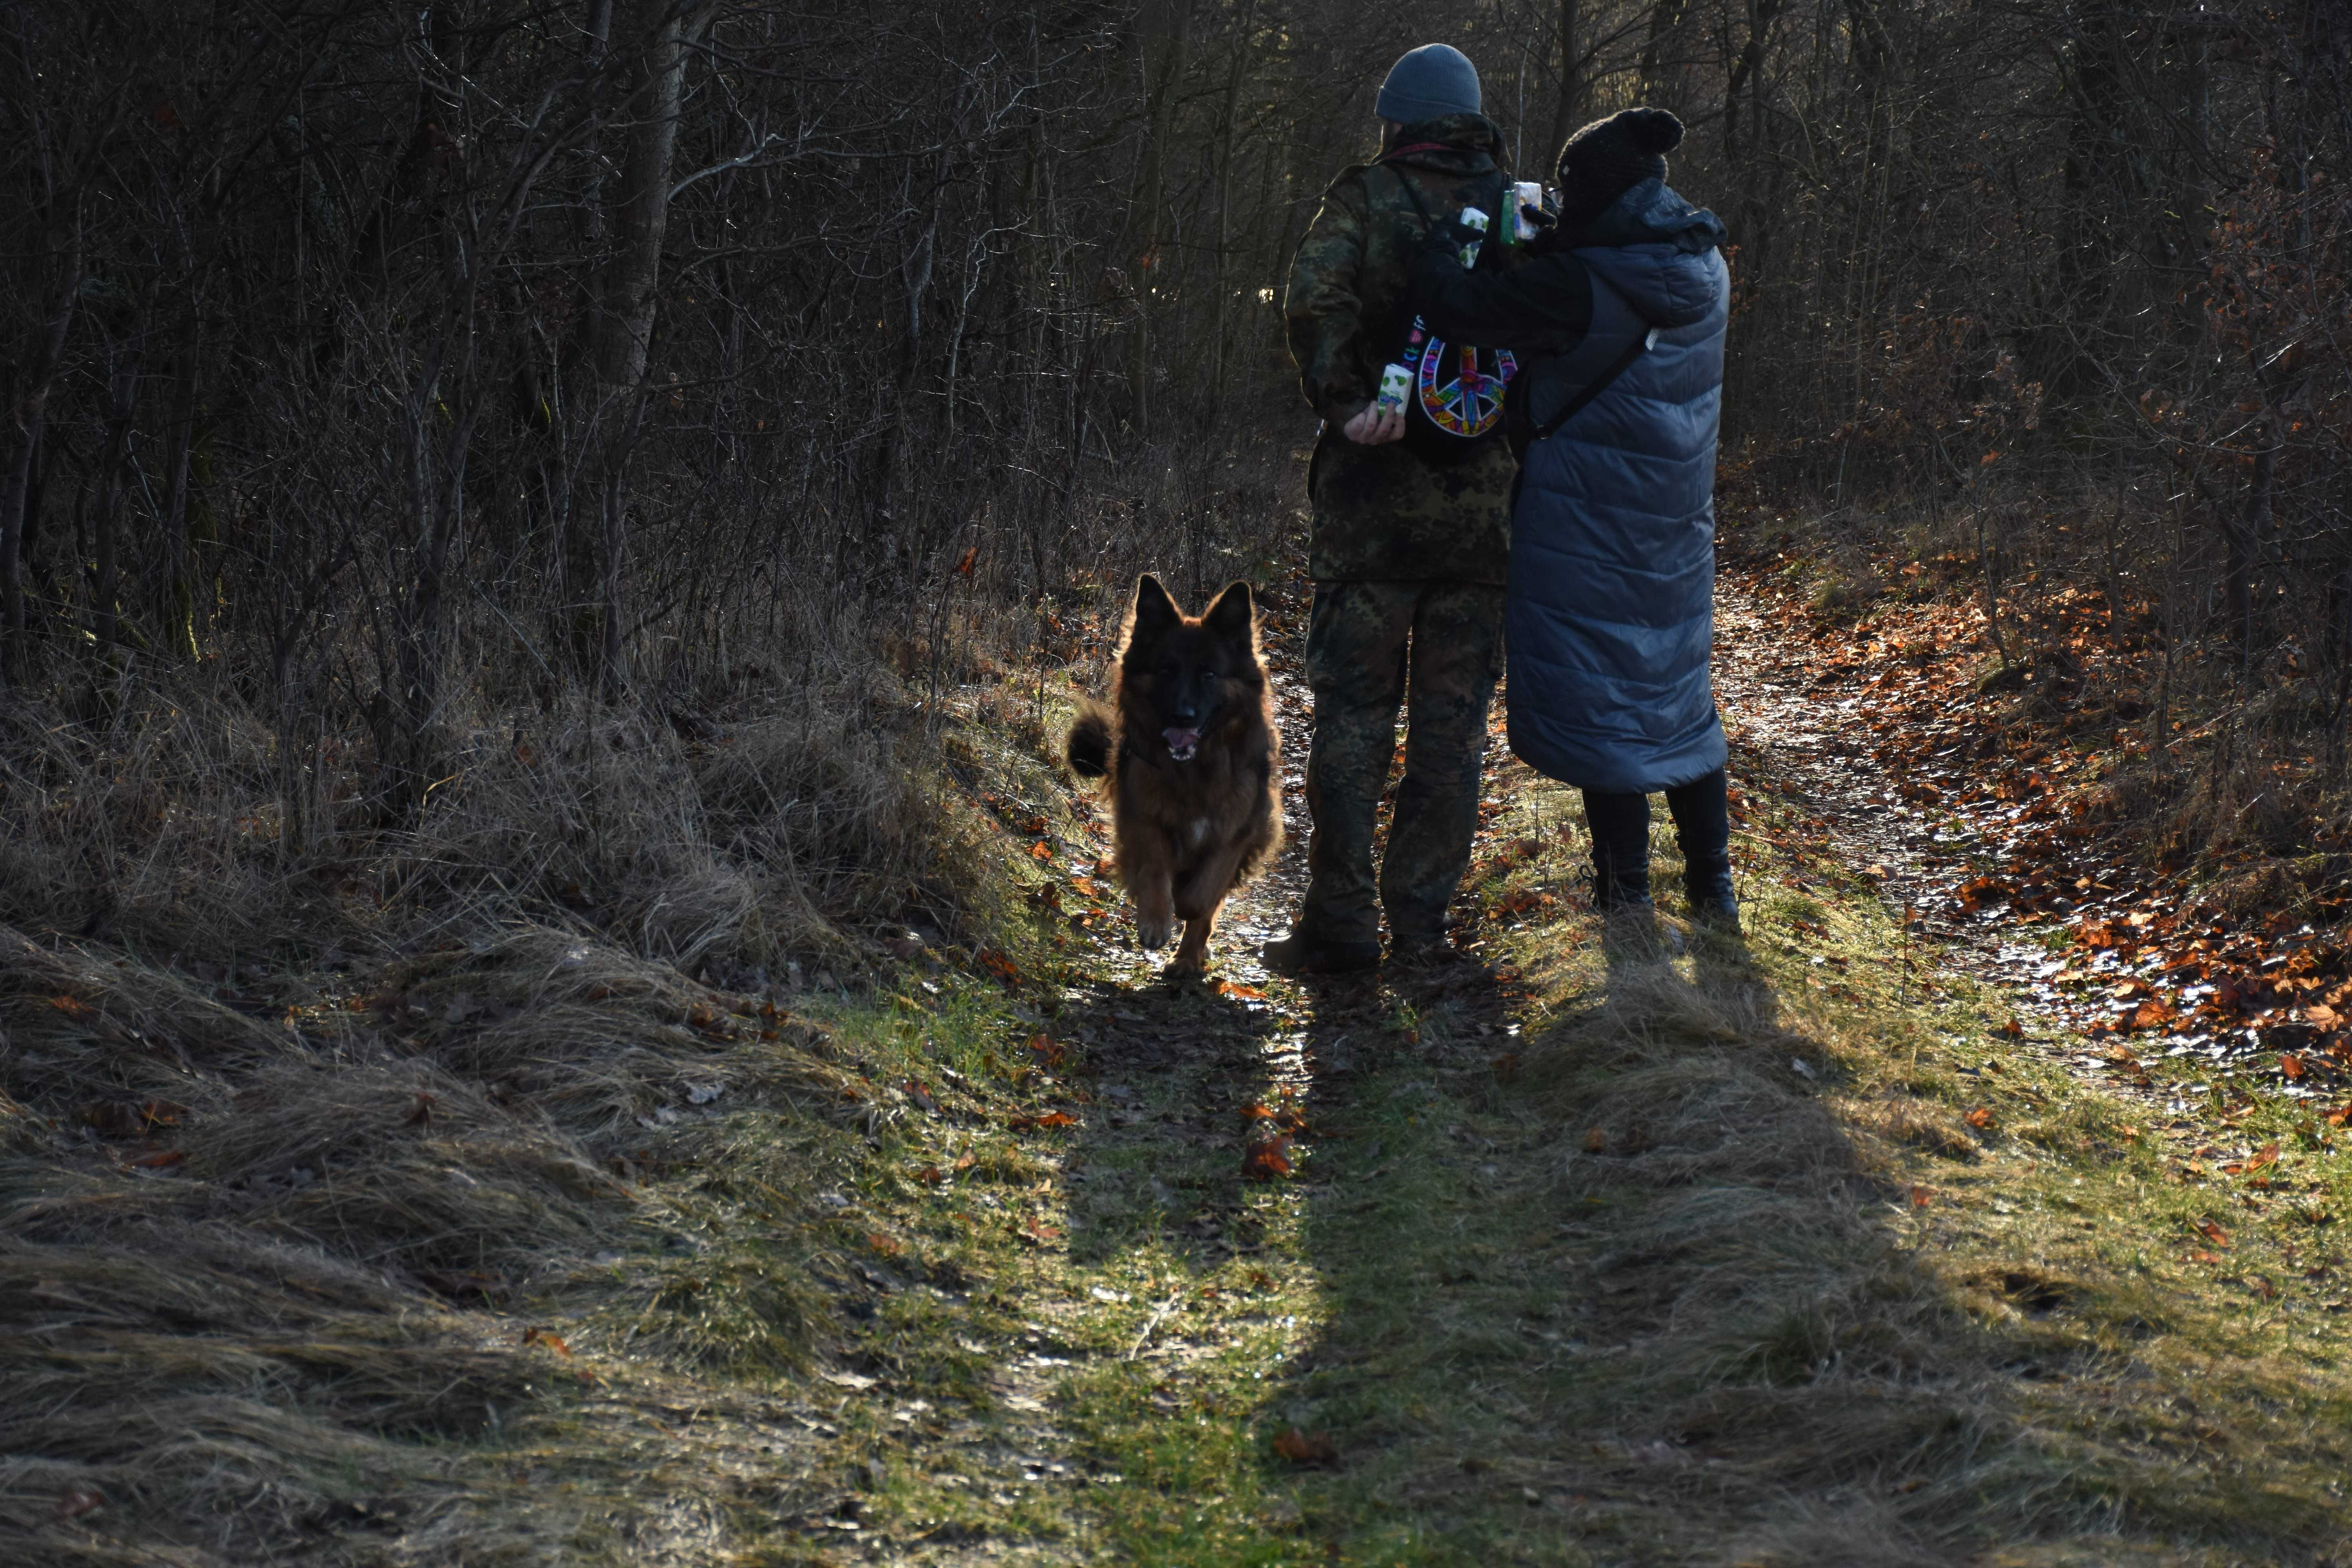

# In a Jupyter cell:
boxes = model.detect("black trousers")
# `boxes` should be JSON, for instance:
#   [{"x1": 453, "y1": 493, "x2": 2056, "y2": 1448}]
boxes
[{"x1": 1581, "y1": 767, "x2": 1730, "y2": 883}]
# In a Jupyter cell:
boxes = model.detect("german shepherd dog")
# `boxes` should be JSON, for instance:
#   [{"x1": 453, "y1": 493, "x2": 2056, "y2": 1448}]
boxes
[{"x1": 1067, "y1": 575, "x2": 1281, "y2": 976}]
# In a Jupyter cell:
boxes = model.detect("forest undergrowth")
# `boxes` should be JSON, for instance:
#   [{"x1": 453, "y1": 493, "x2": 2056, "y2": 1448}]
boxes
[
  {"x1": 1734, "y1": 470, "x2": 2352, "y2": 1118},
  {"x1": 0, "y1": 410, "x2": 1294, "y2": 1564},
  {"x1": 16, "y1": 485, "x2": 2352, "y2": 1564}
]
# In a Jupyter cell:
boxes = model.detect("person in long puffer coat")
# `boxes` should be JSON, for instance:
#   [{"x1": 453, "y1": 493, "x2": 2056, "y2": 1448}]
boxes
[{"x1": 1405, "y1": 107, "x2": 1738, "y2": 926}]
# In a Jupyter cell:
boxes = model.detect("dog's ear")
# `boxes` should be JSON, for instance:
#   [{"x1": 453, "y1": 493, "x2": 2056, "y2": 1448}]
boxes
[
  {"x1": 1131, "y1": 574, "x2": 1181, "y2": 636},
  {"x1": 1202, "y1": 580, "x2": 1255, "y2": 648}
]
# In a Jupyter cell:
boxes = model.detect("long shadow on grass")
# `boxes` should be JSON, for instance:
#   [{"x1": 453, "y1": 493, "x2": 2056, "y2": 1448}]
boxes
[
  {"x1": 1213, "y1": 920, "x2": 2338, "y2": 1564},
  {"x1": 1046, "y1": 969, "x2": 1312, "y2": 1273}
]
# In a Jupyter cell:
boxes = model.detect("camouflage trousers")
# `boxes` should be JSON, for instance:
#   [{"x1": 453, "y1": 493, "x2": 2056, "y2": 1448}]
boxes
[{"x1": 1297, "y1": 580, "x2": 1506, "y2": 946}]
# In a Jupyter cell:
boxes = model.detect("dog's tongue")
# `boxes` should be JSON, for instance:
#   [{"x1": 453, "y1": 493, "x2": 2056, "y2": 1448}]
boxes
[{"x1": 1163, "y1": 726, "x2": 1201, "y2": 761}]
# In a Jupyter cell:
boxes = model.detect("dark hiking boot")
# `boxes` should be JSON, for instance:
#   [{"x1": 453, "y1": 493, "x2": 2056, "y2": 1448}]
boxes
[
  {"x1": 1386, "y1": 932, "x2": 1463, "y2": 970},
  {"x1": 1590, "y1": 834, "x2": 1653, "y2": 912},
  {"x1": 1261, "y1": 931, "x2": 1382, "y2": 976},
  {"x1": 1685, "y1": 856, "x2": 1739, "y2": 929}
]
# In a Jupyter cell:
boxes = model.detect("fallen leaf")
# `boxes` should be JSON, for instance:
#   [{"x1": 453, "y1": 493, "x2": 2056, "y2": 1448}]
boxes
[
  {"x1": 1031, "y1": 1110, "x2": 1077, "y2": 1129},
  {"x1": 83, "y1": 1098, "x2": 188, "y2": 1140},
  {"x1": 1241, "y1": 1136, "x2": 1293, "y2": 1181},
  {"x1": 47, "y1": 994, "x2": 98, "y2": 1023},
  {"x1": 521, "y1": 1326, "x2": 572, "y2": 1356},
  {"x1": 954, "y1": 545, "x2": 978, "y2": 577},
  {"x1": 977, "y1": 948, "x2": 1023, "y2": 985},
  {"x1": 917, "y1": 1163, "x2": 944, "y2": 1184},
  {"x1": 1583, "y1": 1127, "x2": 1607, "y2": 1153},
  {"x1": 952, "y1": 1150, "x2": 977, "y2": 1171},
  {"x1": 2192, "y1": 1217, "x2": 2231, "y2": 1249},
  {"x1": 54, "y1": 1487, "x2": 105, "y2": 1520},
  {"x1": 1491, "y1": 1052, "x2": 1521, "y2": 1081},
  {"x1": 2247, "y1": 1143, "x2": 2280, "y2": 1172},
  {"x1": 1272, "y1": 1426, "x2": 1337, "y2": 1465},
  {"x1": 1023, "y1": 1220, "x2": 1062, "y2": 1243},
  {"x1": 125, "y1": 1149, "x2": 186, "y2": 1169},
  {"x1": 866, "y1": 1232, "x2": 902, "y2": 1257},
  {"x1": 2281, "y1": 1053, "x2": 2308, "y2": 1080},
  {"x1": 1908, "y1": 1185, "x2": 1935, "y2": 1208},
  {"x1": 405, "y1": 1091, "x2": 436, "y2": 1128},
  {"x1": 417, "y1": 1269, "x2": 510, "y2": 1304},
  {"x1": 1965, "y1": 1107, "x2": 1996, "y2": 1131},
  {"x1": 1212, "y1": 978, "x2": 1268, "y2": 1001}
]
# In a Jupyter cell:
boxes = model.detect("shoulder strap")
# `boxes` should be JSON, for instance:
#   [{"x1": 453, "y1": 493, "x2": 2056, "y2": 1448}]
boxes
[
  {"x1": 1528, "y1": 269, "x2": 1655, "y2": 442},
  {"x1": 1382, "y1": 160, "x2": 1435, "y2": 227},
  {"x1": 1384, "y1": 162, "x2": 1513, "y2": 270}
]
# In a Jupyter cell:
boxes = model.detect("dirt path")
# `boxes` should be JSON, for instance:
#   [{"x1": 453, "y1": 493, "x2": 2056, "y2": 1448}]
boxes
[
  {"x1": 882, "y1": 581, "x2": 2043, "y2": 1563},
  {"x1": 809, "y1": 576, "x2": 2352, "y2": 1566},
  {"x1": 1712, "y1": 581, "x2": 2199, "y2": 1113},
  {"x1": 857, "y1": 615, "x2": 1541, "y2": 1563}
]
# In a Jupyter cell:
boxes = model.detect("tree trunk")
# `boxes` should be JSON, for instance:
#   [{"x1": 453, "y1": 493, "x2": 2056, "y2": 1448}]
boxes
[
  {"x1": 1547, "y1": 0, "x2": 1585, "y2": 162},
  {"x1": 87, "y1": 340, "x2": 142, "y2": 666},
  {"x1": 1126, "y1": 0, "x2": 1191, "y2": 442},
  {"x1": 0, "y1": 219, "x2": 81, "y2": 685},
  {"x1": 158, "y1": 348, "x2": 200, "y2": 660},
  {"x1": 585, "y1": 0, "x2": 705, "y2": 694},
  {"x1": 593, "y1": 0, "x2": 700, "y2": 390}
]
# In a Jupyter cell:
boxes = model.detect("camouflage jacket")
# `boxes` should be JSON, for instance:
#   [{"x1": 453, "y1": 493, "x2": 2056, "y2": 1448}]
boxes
[{"x1": 1284, "y1": 114, "x2": 1519, "y2": 586}]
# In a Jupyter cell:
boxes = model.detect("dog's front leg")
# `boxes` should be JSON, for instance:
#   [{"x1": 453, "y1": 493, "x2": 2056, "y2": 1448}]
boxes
[
  {"x1": 1166, "y1": 841, "x2": 1252, "y2": 976},
  {"x1": 1169, "y1": 904, "x2": 1218, "y2": 975},
  {"x1": 1126, "y1": 836, "x2": 1178, "y2": 953}
]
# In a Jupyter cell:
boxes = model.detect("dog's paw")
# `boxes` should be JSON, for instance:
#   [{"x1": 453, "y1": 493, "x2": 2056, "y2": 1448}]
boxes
[{"x1": 1135, "y1": 916, "x2": 1174, "y2": 951}]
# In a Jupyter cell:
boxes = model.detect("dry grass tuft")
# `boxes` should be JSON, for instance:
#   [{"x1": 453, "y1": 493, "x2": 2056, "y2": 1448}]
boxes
[
  {"x1": 1497, "y1": 893, "x2": 2352, "y2": 1561},
  {"x1": 0, "y1": 904, "x2": 877, "y2": 1561}
]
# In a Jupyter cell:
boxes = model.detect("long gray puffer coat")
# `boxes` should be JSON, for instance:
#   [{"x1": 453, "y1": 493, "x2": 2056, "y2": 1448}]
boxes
[{"x1": 1408, "y1": 178, "x2": 1731, "y2": 793}]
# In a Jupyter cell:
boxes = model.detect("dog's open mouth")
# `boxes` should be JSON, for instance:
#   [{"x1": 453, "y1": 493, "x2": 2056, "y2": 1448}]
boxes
[{"x1": 1163, "y1": 726, "x2": 1201, "y2": 762}]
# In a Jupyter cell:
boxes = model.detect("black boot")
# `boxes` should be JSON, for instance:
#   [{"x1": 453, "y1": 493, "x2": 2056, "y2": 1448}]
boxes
[
  {"x1": 1684, "y1": 855, "x2": 1739, "y2": 927},
  {"x1": 1261, "y1": 929, "x2": 1382, "y2": 976},
  {"x1": 1583, "y1": 790, "x2": 1655, "y2": 914},
  {"x1": 1591, "y1": 833, "x2": 1654, "y2": 911},
  {"x1": 1665, "y1": 769, "x2": 1738, "y2": 929}
]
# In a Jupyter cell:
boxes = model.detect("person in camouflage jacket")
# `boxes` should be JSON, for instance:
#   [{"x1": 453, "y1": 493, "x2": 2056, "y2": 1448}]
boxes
[{"x1": 1265, "y1": 44, "x2": 1519, "y2": 975}]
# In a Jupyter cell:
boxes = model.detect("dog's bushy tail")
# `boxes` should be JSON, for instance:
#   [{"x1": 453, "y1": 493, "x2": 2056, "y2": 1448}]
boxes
[{"x1": 1066, "y1": 704, "x2": 1113, "y2": 779}]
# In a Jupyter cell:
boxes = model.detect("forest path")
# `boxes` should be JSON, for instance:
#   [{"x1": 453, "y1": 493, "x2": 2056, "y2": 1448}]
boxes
[
  {"x1": 1710, "y1": 584, "x2": 2178, "y2": 1114},
  {"x1": 830, "y1": 576, "x2": 2352, "y2": 1566}
]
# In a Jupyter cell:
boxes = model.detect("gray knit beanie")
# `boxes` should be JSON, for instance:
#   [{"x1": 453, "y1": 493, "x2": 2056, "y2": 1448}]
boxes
[{"x1": 1375, "y1": 44, "x2": 1481, "y2": 125}]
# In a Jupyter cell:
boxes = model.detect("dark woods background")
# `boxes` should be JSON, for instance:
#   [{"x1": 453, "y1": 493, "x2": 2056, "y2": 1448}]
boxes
[{"x1": 0, "y1": 0, "x2": 2345, "y2": 953}]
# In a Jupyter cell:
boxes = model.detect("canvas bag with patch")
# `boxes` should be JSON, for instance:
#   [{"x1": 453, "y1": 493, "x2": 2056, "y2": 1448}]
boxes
[{"x1": 1376, "y1": 162, "x2": 1517, "y2": 466}]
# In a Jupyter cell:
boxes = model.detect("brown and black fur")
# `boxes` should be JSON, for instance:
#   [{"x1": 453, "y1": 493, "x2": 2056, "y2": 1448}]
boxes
[{"x1": 1066, "y1": 575, "x2": 1281, "y2": 976}]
